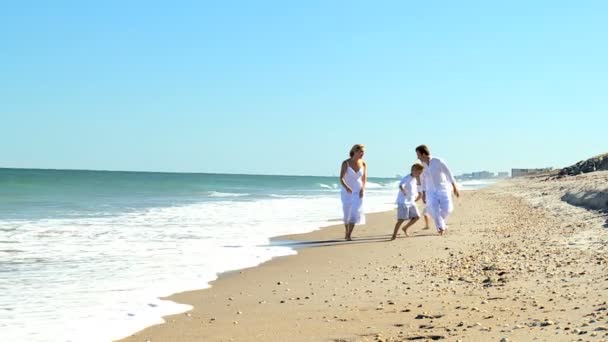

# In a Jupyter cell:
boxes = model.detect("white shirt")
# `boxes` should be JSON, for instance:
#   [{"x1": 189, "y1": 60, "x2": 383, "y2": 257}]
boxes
[
  {"x1": 420, "y1": 157, "x2": 456, "y2": 193},
  {"x1": 396, "y1": 174, "x2": 418, "y2": 204}
]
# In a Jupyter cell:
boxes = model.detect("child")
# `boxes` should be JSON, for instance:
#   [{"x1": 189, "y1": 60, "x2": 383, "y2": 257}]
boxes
[
  {"x1": 391, "y1": 163, "x2": 424, "y2": 240},
  {"x1": 417, "y1": 179, "x2": 432, "y2": 230},
  {"x1": 422, "y1": 207, "x2": 432, "y2": 230}
]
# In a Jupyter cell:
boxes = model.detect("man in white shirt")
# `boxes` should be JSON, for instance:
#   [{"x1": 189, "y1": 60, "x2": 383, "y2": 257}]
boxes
[{"x1": 416, "y1": 144, "x2": 460, "y2": 235}]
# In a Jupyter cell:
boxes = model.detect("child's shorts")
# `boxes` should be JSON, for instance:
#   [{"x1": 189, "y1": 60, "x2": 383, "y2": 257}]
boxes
[{"x1": 397, "y1": 203, "x2": 420, "y2": 220}]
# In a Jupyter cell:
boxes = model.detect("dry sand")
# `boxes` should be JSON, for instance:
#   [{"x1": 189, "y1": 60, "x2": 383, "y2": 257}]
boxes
[{"x1": 118, "y1": 173, "x2": 608, "y2": 342}]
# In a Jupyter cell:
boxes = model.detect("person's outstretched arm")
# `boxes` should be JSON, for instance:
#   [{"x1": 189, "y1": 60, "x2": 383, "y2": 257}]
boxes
[{"x1": 440, "y1": 159, "x2": 460, "y2": 197}]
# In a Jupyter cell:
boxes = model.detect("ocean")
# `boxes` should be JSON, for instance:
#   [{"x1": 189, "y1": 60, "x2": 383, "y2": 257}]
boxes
[{"x1": 0, "y1": 168, "x2": 490, "y2": 341}]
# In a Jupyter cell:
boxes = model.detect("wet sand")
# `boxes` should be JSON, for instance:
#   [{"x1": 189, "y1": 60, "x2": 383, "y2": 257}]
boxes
[{"x1": 118, "y1": 173, "x2": 608, "y2": 341}]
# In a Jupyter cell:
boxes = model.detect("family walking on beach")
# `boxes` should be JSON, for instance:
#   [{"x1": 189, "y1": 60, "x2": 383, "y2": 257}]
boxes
[{"x1": 340, "y1": 144, "x2": 459, "y2": 241}]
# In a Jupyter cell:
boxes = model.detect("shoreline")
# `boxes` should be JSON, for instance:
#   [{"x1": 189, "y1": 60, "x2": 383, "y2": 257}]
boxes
[
  {"x1": 118, "y1": 175, "x2": 608, "y2": 341},
  {"x1": 110, "y1": 202, "x2": 402, "y2": 341},
  {"x1": 114, "y1": 209, "x2": 397, "y2": 342},
  {"x1": 116, "y1": 209, "x2": 419, "y2": 342}
]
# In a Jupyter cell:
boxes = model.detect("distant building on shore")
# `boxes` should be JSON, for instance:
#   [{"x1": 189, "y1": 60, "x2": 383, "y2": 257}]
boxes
[
  {"x1": 497, "y1": 171, "x2": 510, "y2": 178},
  {"x1": 511, "y1": 168, "x2": 553, "y2": 177},
  {"x1": 473, "y1": 171, "x2": 493, "y2": 179},
  {"x1": 456, "y1": 170, "x2": 509, "y2": 180}
]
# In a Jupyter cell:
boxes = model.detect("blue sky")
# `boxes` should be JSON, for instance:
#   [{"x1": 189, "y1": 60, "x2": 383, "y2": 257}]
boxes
[{"x1": 1, "y1": 1, "x2": 606, "y2": 177}]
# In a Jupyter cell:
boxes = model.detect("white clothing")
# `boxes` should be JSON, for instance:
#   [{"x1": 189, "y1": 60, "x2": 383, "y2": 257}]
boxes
[
  {"x1": 341, "y1": 162, "x2": 365, "y2": 224},
  {"x1": 420, "y1": 156, "x2": 456, "y2": 231},
  {"x1": 396, "y1": 174, "x2": 418, "y2": 205},
  {"x1": 397, "y1": 203, "x2": 420, "y2": 220},
  {"x1": 420, "y1": 157, "x2": 456, "y2": 193},
  {"x1": 426, "y1": 189, "x2": 454, "y2": 231}
]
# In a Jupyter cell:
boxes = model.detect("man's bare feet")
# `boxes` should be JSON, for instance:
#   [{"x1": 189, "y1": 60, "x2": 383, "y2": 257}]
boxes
[
  {"x1": 422, "y1": 226, "x2": 430, "y2": 230},
  {"x1": 390, "y1": 235, "x2": 397, "y2": 241},
  {"x1": 401, "y1": 228, "x2": 410, "y2": 237}
]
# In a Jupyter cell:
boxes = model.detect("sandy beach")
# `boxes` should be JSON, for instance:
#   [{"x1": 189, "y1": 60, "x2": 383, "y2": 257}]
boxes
[
  {"x1": 118, "y1": 172, "x2": 608, "y2": 342},
  {"x1": 5, "y1": 3, "x2": 608, "y2": 341}
]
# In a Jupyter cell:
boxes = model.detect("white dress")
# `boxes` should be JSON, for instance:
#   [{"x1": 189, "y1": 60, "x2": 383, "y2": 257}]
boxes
[{"x1": 341, "y1": 163, "x2": 365, "y2": 224}]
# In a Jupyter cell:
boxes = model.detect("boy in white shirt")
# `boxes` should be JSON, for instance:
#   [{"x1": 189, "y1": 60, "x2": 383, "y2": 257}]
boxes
[{"x1": 391, "y1": 163, "x2": 424, "y2": 240}]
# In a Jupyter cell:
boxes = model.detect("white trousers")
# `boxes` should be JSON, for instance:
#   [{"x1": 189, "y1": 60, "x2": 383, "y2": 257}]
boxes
[{"x1": 426, "y1": 190, "x2": 453, "y2": 231}]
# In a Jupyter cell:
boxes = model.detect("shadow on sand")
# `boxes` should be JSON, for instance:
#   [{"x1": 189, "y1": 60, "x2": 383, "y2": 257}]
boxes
[{"x1": 267, "y1": 232, "x2": 439, "y2": 249}]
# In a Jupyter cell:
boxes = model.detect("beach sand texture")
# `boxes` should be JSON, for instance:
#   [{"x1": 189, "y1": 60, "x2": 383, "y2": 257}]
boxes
[{"x1": 119, "y1": 172, "x2": 608, "y2": 341}]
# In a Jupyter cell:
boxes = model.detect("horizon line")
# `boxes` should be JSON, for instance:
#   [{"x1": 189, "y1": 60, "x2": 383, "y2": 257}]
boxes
[{"x1": 0, "y1": 166, "x2": 401, "y2": 179}]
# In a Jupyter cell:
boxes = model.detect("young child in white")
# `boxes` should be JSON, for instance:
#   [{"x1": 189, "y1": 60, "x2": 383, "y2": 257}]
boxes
[{"x1": 391, "y1": 163, "x2": 424, "y2": 240}]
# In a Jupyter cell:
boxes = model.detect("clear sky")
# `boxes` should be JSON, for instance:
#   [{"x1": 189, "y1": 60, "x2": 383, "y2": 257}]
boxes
[{"x1": 1, "y1": 1, "x2": 606, "y2": 177}]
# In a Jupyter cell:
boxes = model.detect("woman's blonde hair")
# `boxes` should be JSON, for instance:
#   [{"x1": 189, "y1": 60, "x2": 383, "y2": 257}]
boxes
[{"x1": 349, "y1": 144, "x2": 365, "y2": 157}]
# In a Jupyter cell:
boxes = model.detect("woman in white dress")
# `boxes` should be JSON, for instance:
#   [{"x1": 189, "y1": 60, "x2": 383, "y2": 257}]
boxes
[{"x1": 340, "y1": 144, "x2": 367, "y2": 241}]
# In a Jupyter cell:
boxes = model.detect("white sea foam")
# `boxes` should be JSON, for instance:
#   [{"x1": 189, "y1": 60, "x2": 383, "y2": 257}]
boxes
[
  {"x1": 205, "y1": 191, "x2": 249, "y2": 197},
  {"x1": 0, "y1": 177, "x2": 491, "y2": 342},
  {"x1": 0, "y1": 190, "x2": 396, "y2": 342},
  {"x1": 317, "y1": 183, "x2": 338, "y2": 190},
  {"x1": 364, "y1": 181, "x2": 384, "y2": 189}
]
